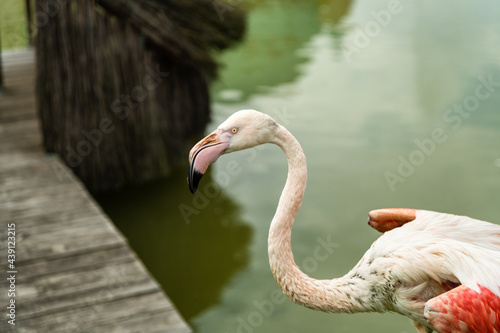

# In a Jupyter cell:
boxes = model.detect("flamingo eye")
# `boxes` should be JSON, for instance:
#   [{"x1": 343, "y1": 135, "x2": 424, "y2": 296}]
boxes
[{"x1": 231, "y1": 128, "x2": 238, "y2": 134}]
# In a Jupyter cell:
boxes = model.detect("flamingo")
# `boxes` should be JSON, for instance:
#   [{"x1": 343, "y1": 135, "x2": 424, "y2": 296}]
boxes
[{"x1": 188, "y1": 109, "x2": 500, "y2": 333}]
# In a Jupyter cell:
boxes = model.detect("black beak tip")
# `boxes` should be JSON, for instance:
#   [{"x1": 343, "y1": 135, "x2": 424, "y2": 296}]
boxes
[
  {"x1": 188, "y1": 178, "x2": 197, "y2": 194},
  {"x1": 188, "y1": 168, "x2": 204, "y2": 194}
]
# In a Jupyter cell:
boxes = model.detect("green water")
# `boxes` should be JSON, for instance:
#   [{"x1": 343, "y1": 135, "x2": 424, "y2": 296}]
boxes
[{"x1": 96, "y1": 1, "x2": 500, "y2": 332}]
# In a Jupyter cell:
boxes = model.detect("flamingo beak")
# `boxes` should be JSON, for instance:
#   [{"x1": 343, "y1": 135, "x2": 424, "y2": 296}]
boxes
[{"x1": 188, "y1": 129, "x2": 229, "y2": 194}]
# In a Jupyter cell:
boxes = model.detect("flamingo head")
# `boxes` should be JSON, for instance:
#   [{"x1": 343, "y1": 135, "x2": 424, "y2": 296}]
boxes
[{"x1": 188, "y1": 109, "x2": 277, "y2": 193}]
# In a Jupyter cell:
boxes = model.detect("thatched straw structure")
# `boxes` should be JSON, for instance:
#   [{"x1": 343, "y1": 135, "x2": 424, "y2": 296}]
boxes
[{"x1": 36, "y1": 0, "x2": 245, "y2": 192}]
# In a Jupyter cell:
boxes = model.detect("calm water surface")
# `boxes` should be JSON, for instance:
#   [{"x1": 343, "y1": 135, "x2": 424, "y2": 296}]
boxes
[{"x1": 96, "y1": 1, "x2": 500, "y2": 332}]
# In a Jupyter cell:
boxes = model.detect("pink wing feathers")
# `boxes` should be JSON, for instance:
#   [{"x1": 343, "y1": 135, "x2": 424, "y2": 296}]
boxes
[{"x1": 424, "y1": 285, "x2": 500, "y2": 333}]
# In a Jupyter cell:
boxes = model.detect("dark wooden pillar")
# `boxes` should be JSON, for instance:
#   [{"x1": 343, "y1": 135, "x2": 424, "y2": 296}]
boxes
[
  {"x1": 0, "y1": 30, "x2": 4, "y2": 92},
  {"x1": 26, "y1": 0, "x2": 33, "y2": 46}
]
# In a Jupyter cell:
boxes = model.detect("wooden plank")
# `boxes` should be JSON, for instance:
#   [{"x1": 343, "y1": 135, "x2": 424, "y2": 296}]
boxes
[
  {"x1": 0, "y1": 141, "x2": 41, "y2": 154},
  {"x1": 0, "y1": 218, "x2": 125, "y2": 261},
  {"x1": 89, "y1": 310, "x2": 192, "y2": 333},
  {"x1": 0, "y1": 206, "x2": 103, "y2": 239},
  {"x1": 12, "y1": 244, "x2": 134, "y2": 279},
  {"x1": 0, "y1": 153, "x2": 59, "y2": 174},
  {"x1": 1, "y1": 181, "x2": 85, "y2": 205},
  {"x1": 2, "y1": 64, "x2": 35, "y2": 73},
  {"x1": 0, "y1": 81, "x2": 34, "y2": 90},
  {"x1": 1, "y1": 50, "x2": 35, "y2": 65},
  {"x1": 0, "y1": 161, "x2": 74, "y2": 192},
  {"x1": 0, "y1": 212, "x2": 113, "y2": 255},
  {"x1": 6, "y1": 292, "x2": 185, "y2": 333},
  {"x1": 0, "y1": 154, "x2": 107, "y2": 223},
  {"x1": 0, "y1": 119, "x2": 40, "y2": 138},
  {"x1": 0, "y1": 191, "x2": 102, "y2": 224},
  {"x1": 0, "y1": 48, "x2": 192, "y2": 333},
  {"x1": 0, "y1": 114, "x2": 38, "y2": 126},
  {"x1": 7, "y1": 261, "x2": 159, "y2": 318},
  {"x1": 0, "y1": 72, "x2": 34, "y2": 83},
  {"x1": 0, "y1": 192, "x2": 99, "y2": 221},
  {"x1": 0, "y1": 138, "x2": 41, "y2": 154},
  {"x1": 0, "y1": 97, "x2": 36, "y2": 111},
  {"x1": 0, "y1": 76, "x2": 34, "y2": 87},
  {"x1": 0, "y1": 82, "x2": 35, "y2": 93},
  {"x1": 0, "y1": 83, "x2": 34, "y2": 92},
  {"x1": 0, "y1": 169, "x2": 74, "y2": 193}
]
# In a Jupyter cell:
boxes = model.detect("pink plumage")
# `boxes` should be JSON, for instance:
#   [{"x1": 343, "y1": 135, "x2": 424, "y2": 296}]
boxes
[{"x1": 425, "y1": 285, "x2": 500, "y2": 333}]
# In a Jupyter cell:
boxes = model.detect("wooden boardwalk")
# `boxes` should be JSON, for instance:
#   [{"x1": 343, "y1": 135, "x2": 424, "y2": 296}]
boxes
[{"x1": 0, "y1": 50, "x2": 192, "y2": 333}]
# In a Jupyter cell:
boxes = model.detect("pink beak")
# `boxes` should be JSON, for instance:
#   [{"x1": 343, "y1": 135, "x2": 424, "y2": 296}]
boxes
[{"x1": 188, "y1": 129, "x2": 229, "y2": 193}]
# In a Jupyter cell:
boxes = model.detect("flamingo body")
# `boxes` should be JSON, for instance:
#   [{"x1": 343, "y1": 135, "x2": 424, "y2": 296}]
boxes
[
  {"x1": 188, "y1": 110, "x2": 500, "y2": 333},
  {"x1": 368, "y1": 208, "x2": 500, "y2": 332}
]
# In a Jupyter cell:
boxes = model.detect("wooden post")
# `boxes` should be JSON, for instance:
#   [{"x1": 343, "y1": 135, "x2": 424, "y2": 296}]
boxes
[
  {"x1": 0, "y1": 30, "x2": 4, "y2": 92},
  {"x1": 26, "y1": 0, "x2": 33, "y2": 46}
]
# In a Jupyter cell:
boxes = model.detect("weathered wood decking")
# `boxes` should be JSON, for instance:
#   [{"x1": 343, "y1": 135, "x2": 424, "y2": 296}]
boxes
[{"x1": 0, "y1": 50, "x2": 191, "y2": 333}]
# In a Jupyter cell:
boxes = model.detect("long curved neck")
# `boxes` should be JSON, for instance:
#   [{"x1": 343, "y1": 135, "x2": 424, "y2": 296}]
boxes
[{"x1": 268, "y1": 124, "x2": 372, "y2": 313}]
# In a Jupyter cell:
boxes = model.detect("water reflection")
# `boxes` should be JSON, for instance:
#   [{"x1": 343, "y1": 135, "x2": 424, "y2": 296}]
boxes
[
  {"x1": 95, "y1": 167, "x2": 252, "y2": 320},
  {"x1": 212, "y1": 0, "x2": 353, "y2": 103},
  {"x1": 317, "y1": 0, "x2": 352, "y2": 24}
]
